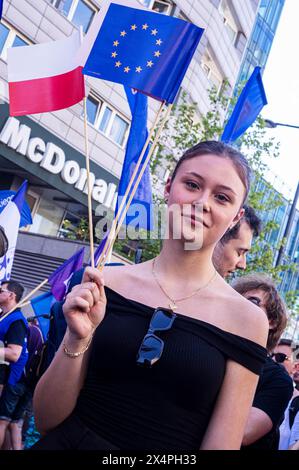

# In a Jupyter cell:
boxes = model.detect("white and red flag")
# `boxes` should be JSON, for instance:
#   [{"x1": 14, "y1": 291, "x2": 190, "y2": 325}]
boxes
[{"x1": 7, "y1": 31, "x2": 85, "y2": 116}]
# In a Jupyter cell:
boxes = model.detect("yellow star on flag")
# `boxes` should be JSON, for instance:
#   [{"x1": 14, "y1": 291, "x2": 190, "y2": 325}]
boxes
[
  {"x1": 142, "y1": 24, "x2": 149, "y2": 30},
  {"x1": 124, "y1": 66, "x2": 131, "y2": 73},
  {"x1": 135, "y1": 66, "x2": 142, "y2": 73},
  {"x1": 115, "y1": 61, "x2": 122, "y2": 67},
  {"x1": 120, "y1": 31, "x2": 127, "y2": 37},
  {"x1": 146, "y1": 60, "x2": 154, "y2": 68},
  {"x1": 154, "y1": 50, "x2": 161, "y2": 57},
  {"x1": 111, "y1": 51, "x2": 117, "y2": 58},
  {"x1": 151, "y1": 29, "x2": 158, "y2": 36},
  {"x1": 156, "y1": 39, "x2": 163, "y2": 45},
  {"x1": 113, "y1": 40, "x2": 119, "y2": 47},
  {"x1": 131, "y1": 24, "x2": 137, "y2": 31}
]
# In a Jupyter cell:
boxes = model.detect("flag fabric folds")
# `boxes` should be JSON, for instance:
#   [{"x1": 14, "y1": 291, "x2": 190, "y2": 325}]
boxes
[
  {"x1": 30, "y1": 292, "x2": 55, "y2": 341},
  {"x1": 0, "y1": 190, "x2": 32, "y2": 228},
  {"x1": 82, "y1": 1, "x2": 204, "y2": 103},
  {"x1": 93, "y1": 233, "x2": 109, "y2": 266},
  {"x1": 221, "y1": 66, "x2": 267, "y2": 143},
  {"x1": 7, "y1": 31, "x2": 85, "y2": 116},
  {"x1": 48, "y1": 247, "x2": 85, "y2": 301},
  {"x1": 0, "y1": 181, "x2": 27, "y2": 283},
  {"x1": 115, "y1": 86, "x2": 153, "y2": 231}
]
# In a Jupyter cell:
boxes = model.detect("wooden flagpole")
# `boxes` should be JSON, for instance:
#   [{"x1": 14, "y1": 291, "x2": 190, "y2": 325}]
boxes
[
  {"x1": 96, "y1": 100, "x2": 166, "y2": 269},
  {"x1": 83, "y1": 95, "x2": 95, "y2": 268},
  {"x1": 0, "y1": 278, "x2": 48, "y2": 322},
  {"x1": 97, "y1": 103, "x2": 173, "y2": 270}
]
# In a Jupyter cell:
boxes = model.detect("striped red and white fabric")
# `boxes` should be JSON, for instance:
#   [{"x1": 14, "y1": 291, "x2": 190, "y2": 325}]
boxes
[{"x1": 7, "y1": 31, "x2": 85, "y2": 116}]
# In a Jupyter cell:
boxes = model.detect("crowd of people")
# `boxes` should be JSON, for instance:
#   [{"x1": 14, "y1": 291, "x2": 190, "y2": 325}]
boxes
[{"x1": 0, "y1": 141, "x2": 298, "y2": 451}]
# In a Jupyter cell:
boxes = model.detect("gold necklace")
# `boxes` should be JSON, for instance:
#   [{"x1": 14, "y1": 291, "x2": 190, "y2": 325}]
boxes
[{"x1": 152, "y1": 258, "x2": 217, "y2": 310}]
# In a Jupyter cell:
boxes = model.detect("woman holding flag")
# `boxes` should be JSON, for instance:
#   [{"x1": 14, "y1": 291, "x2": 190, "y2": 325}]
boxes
[{"x1": 32, "y1": 141, "x2": 268, "y2": 450}]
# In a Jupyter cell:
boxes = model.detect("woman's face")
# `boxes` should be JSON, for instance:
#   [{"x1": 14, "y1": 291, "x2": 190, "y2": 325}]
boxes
[{"x1": 164, "y1": 154, "x2": 246, "y2": 249}]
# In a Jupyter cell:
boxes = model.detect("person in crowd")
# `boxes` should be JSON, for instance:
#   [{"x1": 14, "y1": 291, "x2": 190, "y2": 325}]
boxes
[
  {"x1": 0, "y1": 226, "x2": 8, "y2": 259},
  {"x1": 232, "y1": 274, "x2": 293, "y2": 449},
  {"x1": 273, "y1": 338, "x2": 297, "y2": 376},
  {"x1": 213, "y1": 205, "x2": 261, "y2": 278},
  {"x1": 0, "y1": 280, "x2": 29, "y2": 449},
  {"x1": 32, "y1": 140, "x2": 268, "y2": 450},
  {"x1": 274, "y1": 338, "x2": 299, "y2": 450}
]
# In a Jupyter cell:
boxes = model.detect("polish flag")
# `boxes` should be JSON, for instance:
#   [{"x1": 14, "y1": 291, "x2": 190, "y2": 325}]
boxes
[{"x1": 7, "y1": 31, "x2": 85, "y2": 116}]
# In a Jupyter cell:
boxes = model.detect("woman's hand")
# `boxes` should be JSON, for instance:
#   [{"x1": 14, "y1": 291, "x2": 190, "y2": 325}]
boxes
[{"x1": 62, "y1": 267, "x2": 106, "y2": 341}]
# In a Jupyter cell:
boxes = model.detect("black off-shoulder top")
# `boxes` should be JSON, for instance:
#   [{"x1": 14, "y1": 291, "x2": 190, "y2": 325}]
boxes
[{"x1": 74, "y1": 287, "x2": 267, "y2": 450}]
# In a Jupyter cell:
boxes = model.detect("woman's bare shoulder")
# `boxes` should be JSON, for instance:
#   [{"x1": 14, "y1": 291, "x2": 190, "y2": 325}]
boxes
[
  {"x1": 215, "y1": 280, "x2": 268, "y2": 346},
  {"x1": 229, "y1": 292, "x2": 268, "y2": 346}
]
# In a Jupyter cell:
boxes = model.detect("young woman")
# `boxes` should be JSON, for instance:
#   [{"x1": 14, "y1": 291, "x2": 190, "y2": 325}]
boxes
[{"x1": 32, "y1": 141, "x2": 268, "y2": 450}]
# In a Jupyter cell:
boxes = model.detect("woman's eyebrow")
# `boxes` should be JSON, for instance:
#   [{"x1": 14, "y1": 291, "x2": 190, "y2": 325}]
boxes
[{"x1": 185, "y1": 172, "x2": 237, "y2": 195}]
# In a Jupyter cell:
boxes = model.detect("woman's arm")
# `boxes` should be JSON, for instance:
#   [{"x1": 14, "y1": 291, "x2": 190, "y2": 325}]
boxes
[
  {"x1": 200, "y1": 302, "x2": 268, "y2": 450},
  {"x1": 200, "y1": 360, "x2": 260, "y2": 449},
  {"x1": 33, "y1": 267, "x2": 106, "y2": 435}
]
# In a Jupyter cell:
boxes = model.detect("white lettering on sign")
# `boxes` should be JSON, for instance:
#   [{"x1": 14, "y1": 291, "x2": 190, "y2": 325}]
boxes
[{"x1": 0, "y1": 117, "x2": 117, "y2": 209}]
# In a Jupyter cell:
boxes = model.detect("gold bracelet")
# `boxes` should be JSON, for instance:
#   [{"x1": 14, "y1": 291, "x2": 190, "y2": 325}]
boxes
[{"x1": 63, "y1": 332, "x2": 94, "y2": 358}]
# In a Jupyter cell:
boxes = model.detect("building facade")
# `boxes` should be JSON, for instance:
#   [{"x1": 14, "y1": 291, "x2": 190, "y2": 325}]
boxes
[{"x1": 0, "y1": 0, "x2": 261, "y2": 289}]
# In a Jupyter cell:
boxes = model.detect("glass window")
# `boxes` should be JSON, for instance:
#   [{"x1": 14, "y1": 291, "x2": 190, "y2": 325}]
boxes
[
  {"x1": 72, "y1": 0, "x2": 95, "y2": 33},
  {"x1": 29, "y1": 198, "x2": 64, "y2": 237},
  {"x1": 109, "y1": 115, "x2": 129, "y2": 146},
  {"x1": 138, "y1": 0, "x2": 172, "y2": 15},
  {"x1": 86, "y1": 96, "x2": 99, "y2": 124},
  {"x1": 53, "y1": 0, "x2": 73, "y2": 16},
  {"x1": 12, "y1": 36, "x2": 27, "y2": 48},
  {"x1": 0, "y1": 23, "x2": 9, "y2": 55},
  {"x1": 0, "y1": 23, "x2": 29, "y2": 61},
  {"x1": 99, "y1": 107, "x2": 113, "y2": 133},
  {"x1": 51, "y1": 0, "x2": 96, "y2": 33},
  {"x1": 86, "y1": 94, "x2": 129, "y2": 147}
]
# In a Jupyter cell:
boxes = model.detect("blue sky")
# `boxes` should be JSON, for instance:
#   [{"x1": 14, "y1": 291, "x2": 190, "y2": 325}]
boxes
[{"x1": 261, "y1": 0, "x2": 299, "y2": 206}]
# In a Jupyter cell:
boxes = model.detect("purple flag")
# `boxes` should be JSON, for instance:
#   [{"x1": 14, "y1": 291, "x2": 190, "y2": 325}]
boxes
[
  {"x1": 92, "y1": 233, "x2": 108, "y2": 266},
  {"x1": 48, "y1": 247, "x2": 85, "y2": 300}
]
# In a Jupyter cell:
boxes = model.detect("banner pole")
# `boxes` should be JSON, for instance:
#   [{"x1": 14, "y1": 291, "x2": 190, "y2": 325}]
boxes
[
  {"x1": 0, "y1": 278, "x2": 49, "y2": 322},
  {"x1": 98, "y1": 103, "x2": 173, "y2": 270},
  {"x1": 83, "y1": 94, "x2": 95, "y2": 268},
  {"x1": 96, "y1": 99, "x2": 165, "y2": 269}
]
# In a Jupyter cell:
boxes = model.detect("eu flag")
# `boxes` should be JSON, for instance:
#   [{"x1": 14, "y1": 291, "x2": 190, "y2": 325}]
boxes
[
  {"x1": 0, "y1": 1, "x2": 3, "y2": 20},
  {"x1": 221, "y1": 66, "x2": 267, "y2": 143},
  {"x1": 82, "y1": 3, "x2": 204, "y2": 103}
]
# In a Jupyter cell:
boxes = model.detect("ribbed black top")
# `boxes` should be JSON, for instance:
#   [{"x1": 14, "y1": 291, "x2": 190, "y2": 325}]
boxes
[{"x1": 74, "y1": 287, "x2": 267, "y2": 450}]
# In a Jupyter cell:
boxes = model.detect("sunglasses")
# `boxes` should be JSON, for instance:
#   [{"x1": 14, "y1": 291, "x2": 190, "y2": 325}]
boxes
[
  {"x1": 136, "y1": 307, "x2": 176, "y2": 368},
  {"x1": 0, "y1": 287, "x2": 10, "y2": 294},
  {"x1": 271, "y1": 352, "x2": 290, "y2": 363}
]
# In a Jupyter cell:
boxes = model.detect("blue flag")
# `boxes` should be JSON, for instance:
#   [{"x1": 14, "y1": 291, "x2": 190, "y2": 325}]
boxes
[
  {"x1": 221, "y1": 66, "x2": 267, "y2": 143},
  {"x1": 0, "y1": 1, "x2": 3, "y2": 20},
  {"x1": 0, "y1": 181, "x2": 27, "y2": 282},
  {"x1": 48, "y1": 247, "x2": 85, "y2": 301},
  {"x1": 0, "y1": 190, "x2": 32, "y2": 228},
  {"x1": 82, "y1": 2, "x2": 204, "y2": 103},
  {"x1": 115, "y1": 87, "x2": 153, "y2": 231},
  {"x1": 31, "y1": 292, "x2": 55, "y2": 341}
]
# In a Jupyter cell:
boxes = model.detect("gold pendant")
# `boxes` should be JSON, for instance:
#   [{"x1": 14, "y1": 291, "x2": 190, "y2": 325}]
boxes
[{"x1": 169, "y1": 302, "x2": 178, "y2": 311}]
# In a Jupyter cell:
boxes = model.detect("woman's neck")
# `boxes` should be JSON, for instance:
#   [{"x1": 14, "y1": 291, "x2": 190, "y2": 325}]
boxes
[{"x1": 156, "y1": 239, "x2": 216, "y2": 286}]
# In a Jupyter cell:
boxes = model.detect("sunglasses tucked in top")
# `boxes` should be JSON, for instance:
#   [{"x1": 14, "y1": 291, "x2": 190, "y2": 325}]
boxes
[{"x1": 136, "y1": 307, "x2": 176, "y2": 368}]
